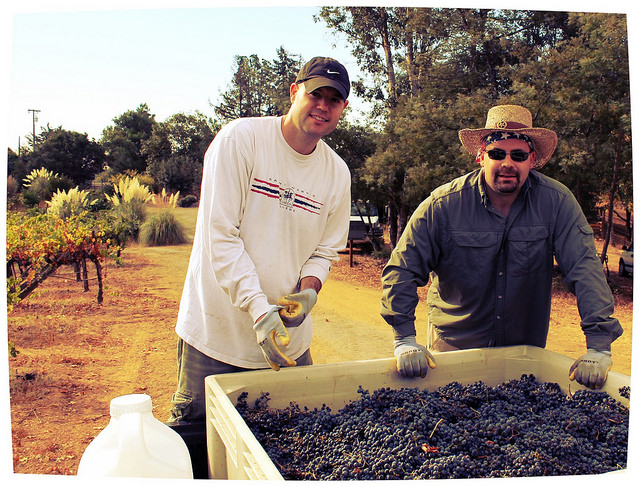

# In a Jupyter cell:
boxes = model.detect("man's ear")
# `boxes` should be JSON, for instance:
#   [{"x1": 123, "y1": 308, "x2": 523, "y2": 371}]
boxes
[
  {"x1": 290, "y1": 82, "x2": 300, "y2": 103},
  {"x1": 529, "y1": 151, "x2": 537, "y2": 168}
]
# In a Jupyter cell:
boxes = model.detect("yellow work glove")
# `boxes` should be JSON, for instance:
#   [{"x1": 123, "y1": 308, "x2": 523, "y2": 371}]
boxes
[
  {"x1": 569, "y1": 349, "x2": 613, "y2": 389},
  {"x1": 253, "y1": 306, "x2": 296, "y2": 371},
  {"x1": 278, "y1": 289, "x2": 318, "y2": 327},
  {"x1": 393, "y1": 336, "x2": 436, "y2": 378}
]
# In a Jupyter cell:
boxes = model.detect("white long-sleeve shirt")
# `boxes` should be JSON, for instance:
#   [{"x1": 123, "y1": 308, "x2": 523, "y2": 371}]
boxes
[{"x1": 175, "y1": 116, "x2": 351, "y2": 368}]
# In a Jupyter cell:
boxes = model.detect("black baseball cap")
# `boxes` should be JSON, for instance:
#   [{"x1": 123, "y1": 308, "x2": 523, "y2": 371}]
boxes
[{"x1": 295, "y1": 57, "x2": 350, "y2": 100}]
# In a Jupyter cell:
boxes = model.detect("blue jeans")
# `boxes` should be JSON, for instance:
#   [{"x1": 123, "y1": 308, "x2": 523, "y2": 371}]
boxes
[{"x1": 168, "y1": 338, "x2": 312, "y2": 422}]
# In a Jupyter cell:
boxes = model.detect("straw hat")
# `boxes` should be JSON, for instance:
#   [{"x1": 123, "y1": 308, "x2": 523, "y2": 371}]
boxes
[{"x1": 458, "y1": 105, "x2": 558, "y2": 169}]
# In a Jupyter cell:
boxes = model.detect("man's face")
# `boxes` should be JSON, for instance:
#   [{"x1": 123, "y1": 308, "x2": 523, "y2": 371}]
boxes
[
  {"x1": 480, "y1": 137, "x2": 536, "y2": 196},
  {"x1": 288, "y1": 82, "x2": 348, "y2": 140}
]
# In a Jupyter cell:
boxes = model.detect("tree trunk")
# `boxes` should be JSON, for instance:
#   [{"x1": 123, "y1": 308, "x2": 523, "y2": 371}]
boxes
[
  {"x1": 600, "y1": 129, "x2": 623, "y2": 265},
  {"x1": 398, "y1": 202, "x2": 410, "y2": 241},
  {"x1": 405, "y1": 8, "x2": 419, "y2": 98},
  {"x1": 90, "y1": 256, "x2": 104, "y2": 304},
  {"x1": 17, "y1": 262, "x2": 60, "y2": 302},
  {"x1": 389, "y1": 204, "x2": 398, "y2": 247},
  {"x1": 378, "y1": 7, "x2": 397, "y2": 110},
  {"x1": 81, "y1": 258, "x2": 89, "y2": 292}
]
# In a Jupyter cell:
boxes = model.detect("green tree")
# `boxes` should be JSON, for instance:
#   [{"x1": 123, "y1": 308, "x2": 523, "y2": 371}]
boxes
[
  {"x1": 265, "y1": 46, "x2": 304, "y2": 116},
  {"x1": 323, "y1": 120, "x2": 377, "y2": 204},
  {"x1": 214, "y1": 54, "x2": 267, "y2": 121},
  {"x1": 213, "y1": 48, "x2": 303, "y2": 124},
  {"x1": 20, "y1": 127, "x2": 105, "y2": 188},
  {"x1": 143, "y1": 111, "x2": 217, "y2": 195},
  {"x1": 319, "y1": 7, "x2": 582, "y2": 244},
  {"x1": 318, "y1": 6, "x2": 403, "y2": 118},
  {"x1": 101, "y1": 103, "x2": 157, "y2": 174},
  {"x1": 318, "y1": 6, "x2": 415, "y2": 242},
  {"x1": 7, "y1": 147, "x2": 19, "y2": 177},
  {"x1": 508, "y1": 12, "x2": 631, "y2": 258}
]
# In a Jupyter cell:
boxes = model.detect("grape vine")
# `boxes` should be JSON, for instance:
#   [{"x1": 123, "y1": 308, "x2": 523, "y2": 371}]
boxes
[{"x1": 6, "y1": 211, "x2": 121, "y2": 306}]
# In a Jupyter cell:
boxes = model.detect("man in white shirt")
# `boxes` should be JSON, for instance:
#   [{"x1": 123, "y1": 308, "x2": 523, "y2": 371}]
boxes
[{"x1": 169, "y1": 57, "x2": 352, "y2": 422}]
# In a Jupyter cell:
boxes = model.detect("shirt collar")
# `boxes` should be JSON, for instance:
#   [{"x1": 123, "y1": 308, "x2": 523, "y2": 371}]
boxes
[{"x1": 476, "y1": 169, "x2": 490, "y2": 207}]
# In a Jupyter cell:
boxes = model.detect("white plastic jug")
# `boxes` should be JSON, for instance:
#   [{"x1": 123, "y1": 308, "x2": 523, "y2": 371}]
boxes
[{"x1": 77, "y1": 394, "x2": 193, "y2": 478}]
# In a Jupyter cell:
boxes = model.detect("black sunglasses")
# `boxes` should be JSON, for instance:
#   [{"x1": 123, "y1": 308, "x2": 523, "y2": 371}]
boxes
[{"x1": 486, "y1": 149, "x2": 531, "y2": 162}]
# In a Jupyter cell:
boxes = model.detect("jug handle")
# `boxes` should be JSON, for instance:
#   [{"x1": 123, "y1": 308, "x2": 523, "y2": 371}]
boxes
[{"x1": 115, "y1": 412, "x2": 149, "y2": 471}]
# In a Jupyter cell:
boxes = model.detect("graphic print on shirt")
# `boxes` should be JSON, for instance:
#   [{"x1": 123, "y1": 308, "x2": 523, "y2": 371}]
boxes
[{"x1": 250, "y1": 177, "x2": 323, "y2": 215}]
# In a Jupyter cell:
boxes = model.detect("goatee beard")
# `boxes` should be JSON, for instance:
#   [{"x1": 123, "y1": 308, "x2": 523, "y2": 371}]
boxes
[{"x1": 494, "y1": 172, "x2": 520, "y2": 193}]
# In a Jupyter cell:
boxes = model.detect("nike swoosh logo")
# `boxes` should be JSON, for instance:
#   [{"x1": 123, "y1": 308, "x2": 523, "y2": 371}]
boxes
[{"x1": 327, "y1": 70, "x2": 340, "y2": 75}]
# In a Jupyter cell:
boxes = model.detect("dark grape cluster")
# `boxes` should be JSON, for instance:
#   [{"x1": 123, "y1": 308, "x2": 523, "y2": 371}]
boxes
[
  {"x1": 235, "y1": 374, "x2": 629, "y2": 480},
  {"x1": 619, "y1": 385, "x2": 630, "y2": 400}
]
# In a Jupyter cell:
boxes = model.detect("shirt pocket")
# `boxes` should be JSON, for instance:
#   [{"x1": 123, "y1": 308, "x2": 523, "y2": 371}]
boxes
[
  {"x1": 449, "y1": 230, "x2": 500, "y2": 276},
  {"x1": 508, "y1": 225, "x2": 551, "y2": 277},
  {"x1": 578, "y1": 222, "x2": 595, "y2": 238}
]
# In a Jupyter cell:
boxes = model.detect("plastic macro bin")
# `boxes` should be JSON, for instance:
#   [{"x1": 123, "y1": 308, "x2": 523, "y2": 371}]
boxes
[{"x1": 204, "y1": 345, "x2": 630, "y2": 480}]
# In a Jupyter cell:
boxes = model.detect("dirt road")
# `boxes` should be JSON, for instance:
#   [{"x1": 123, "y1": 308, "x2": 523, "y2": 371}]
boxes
[
  {"x1": 7, "y1": 242, "x2": 633, "y2": 476},
  {"x1": 311, "y1": 278, "x2": 427, "y2": 364},
  {"x1": 131, "y1": 244, "x2": 410, "y2": 365},
  {"x1": 134, "y1": 242, "x2": 632, "y2": 375}
]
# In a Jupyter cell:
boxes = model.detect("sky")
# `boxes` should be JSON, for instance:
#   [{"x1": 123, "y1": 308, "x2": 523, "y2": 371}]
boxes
[
  {"x1": 4, "y1": 0, "x2": 637, "y2": 153},
  {"x1": 4, "y1": 2, "x2": 363, "y2": 151}
]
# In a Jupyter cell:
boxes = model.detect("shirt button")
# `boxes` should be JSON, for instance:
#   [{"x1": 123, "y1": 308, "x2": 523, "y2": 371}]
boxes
[
  {"x1": 498, "y1": 295, "x2": 503, "y2": 299},
  {"x1": 497, "y1": 315, "x2": 502, "y2": 320},
  {"x1": 498, "y1": 272, "x2": 504, "y2": 277}
]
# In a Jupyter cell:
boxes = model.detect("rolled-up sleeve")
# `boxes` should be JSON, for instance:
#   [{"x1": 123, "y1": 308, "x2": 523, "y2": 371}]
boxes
[
  {"x1": 381, "y1": 199, "x2": 438, "y2": 339},
  {"x1": 553, "y1": 193, "x2": 623, "y2": 351}
]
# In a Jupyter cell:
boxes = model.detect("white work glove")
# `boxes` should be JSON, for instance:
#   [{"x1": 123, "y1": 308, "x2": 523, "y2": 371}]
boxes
[
  {"x1": 253, "y1": 307, "x2": 296, "y2": 371},
  {"x1": 569, "y1": 349, "x2": 613, "y2": 389},
  {"x1": 278, "y1": 289, "x2": 318, "y2": 327},
  {"x1": 393, "y1": 336, "x2": 436, "y2": 378}
]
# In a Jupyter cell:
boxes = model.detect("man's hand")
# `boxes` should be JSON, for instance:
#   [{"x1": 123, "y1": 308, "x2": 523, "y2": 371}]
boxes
[
  {"x1": 569, "y1": 349, "x2": 613, "y2": 389},
  {"x1": 278, "y1": 289, "x2": 318, "y2": 327},
  {"x1": 393, "y1": 336, "x2": 436, "y2": 378},
  {"x1": 253, "y1": 307, "x2": 296, "y2": 371}
]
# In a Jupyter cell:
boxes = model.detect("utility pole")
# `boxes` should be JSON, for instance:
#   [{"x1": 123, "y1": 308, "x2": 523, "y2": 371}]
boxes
[{"x1": 28, "y1": 108, "x2": 40, "y2": 150}]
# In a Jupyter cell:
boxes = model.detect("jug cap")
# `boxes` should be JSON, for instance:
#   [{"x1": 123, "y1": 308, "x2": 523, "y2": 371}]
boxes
[{"x1": 110, "y1": 394, "x2": 153, "y2": 417}]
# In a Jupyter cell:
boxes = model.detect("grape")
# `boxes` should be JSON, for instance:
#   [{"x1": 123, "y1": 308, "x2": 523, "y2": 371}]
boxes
[{"x1": 235, "y1": 375, "x2": 629, "y2": 480}]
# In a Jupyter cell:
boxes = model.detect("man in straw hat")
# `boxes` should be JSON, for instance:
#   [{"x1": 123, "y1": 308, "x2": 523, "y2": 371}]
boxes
[{"x1": 381, "y1": 104, "x2": 622, "y2": 390}]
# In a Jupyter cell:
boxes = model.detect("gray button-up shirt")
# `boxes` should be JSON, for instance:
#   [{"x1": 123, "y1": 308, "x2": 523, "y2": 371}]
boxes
[{"x1": 381, "y1": 168, "x2": 623, "y2": 352}]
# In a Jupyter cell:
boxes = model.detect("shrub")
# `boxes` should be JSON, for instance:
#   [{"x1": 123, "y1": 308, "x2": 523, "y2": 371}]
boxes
[
  {"x1": 46, "y1": 187, "x2": 98, "y2": 219},
  {"x1": 21, "y1": 167, "x2": 74, "y2": 208},
  {"x1": 105, "y1": 175, "x2": 153, "y2": 243},
  {"x1": 150, "y1": 188, "x2": 180, "y2": 208},
  {"x1": 22, "y1": 178, "x2": 52, "y2": 207},
  {"x1": 139, "y1": 209, "x2": 187, "y2": 247},
  {"x1": 106, "y1": 175, "x2": 154, "y2": 207},
  {"x1": 86, "y1": 189, "x2": 112, "y2": 212},
  {"x1": 178, "y1": 194, "x2": 198, "y2": 207},
  {"x1": 108, "y1": 171, "x2": 158, "y2": 195},
  {"x1": 22, "y1": 167, "x2": 59, "y2": 187}
]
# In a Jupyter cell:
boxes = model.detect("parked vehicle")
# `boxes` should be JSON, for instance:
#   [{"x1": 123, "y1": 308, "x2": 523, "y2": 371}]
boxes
[
  {"x1": 619, "y1": 243, "x2": 633, "y2": 277},
  {"x1": 350, "y1": 201, "x2": 383, "y2": 237}
]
